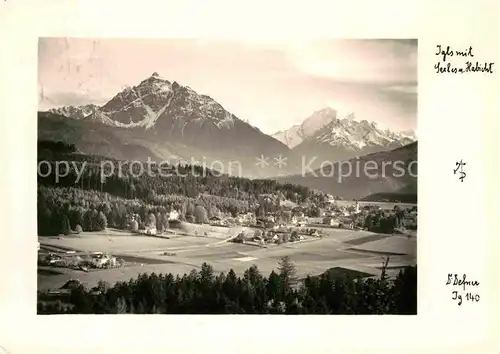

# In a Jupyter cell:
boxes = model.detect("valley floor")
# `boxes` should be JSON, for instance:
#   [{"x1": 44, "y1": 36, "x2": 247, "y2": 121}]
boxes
[{"x1": 38, "y1": 226, "x2": 416, "y2": 291}]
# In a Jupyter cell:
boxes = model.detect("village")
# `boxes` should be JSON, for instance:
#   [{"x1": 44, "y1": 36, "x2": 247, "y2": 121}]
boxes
[
  {"x1": 38, "y1": 192, "x2": 418, "y2": 298},
  {"x1": 132, "y1": 193, "x2": 417, "y2": 243}
]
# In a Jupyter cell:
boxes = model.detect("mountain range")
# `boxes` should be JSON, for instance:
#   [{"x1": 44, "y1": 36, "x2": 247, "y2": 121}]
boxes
[
  {"x1": 40, "y1": 72, "x2": 417, "y2": 198},
  {"x1": 272, "y1": 107, "x2": 415, "y2": 171},
  {"x1": 43, "y1": 72, "x2": 290, "y2": 177},
  {"x1": 49, "y1": 104, "x2": 99, "y2": 120}
]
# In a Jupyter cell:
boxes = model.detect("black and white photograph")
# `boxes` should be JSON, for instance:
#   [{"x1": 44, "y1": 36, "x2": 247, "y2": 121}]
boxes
[{"x1": 36, "y1": 38, "x2": 418, "y2": 314}]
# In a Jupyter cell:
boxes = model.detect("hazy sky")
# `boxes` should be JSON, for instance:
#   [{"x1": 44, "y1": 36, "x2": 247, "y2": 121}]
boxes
[{"x1": 38, "y1": 38, "x2": 417, "y2": 134}]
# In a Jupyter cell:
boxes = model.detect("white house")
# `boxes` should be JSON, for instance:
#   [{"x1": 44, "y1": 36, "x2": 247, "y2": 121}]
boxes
[
  {"x1": 236, "y1": 214, "x2": 245, "y2": 224},
  {"x1": 168, "y1": 210, "x2": 179, "y2": 221},
  {"x1": 92, "y1": 254, "x2": 110, "y2": 268},
  {"x1": 236, "y1": 212, "x2": 255, "y2": 225},
  {"x1": 296, "y1": 218, "x2": 307, "y2": 227}
]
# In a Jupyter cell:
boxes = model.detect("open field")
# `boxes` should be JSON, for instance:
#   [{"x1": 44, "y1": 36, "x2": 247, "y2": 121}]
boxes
[
  {"x1": 347, "y1": 235, "x2": 417, "y2": 257},
  {"x1": 38, "y1": 226, "x2": 416, "y2": 291}
]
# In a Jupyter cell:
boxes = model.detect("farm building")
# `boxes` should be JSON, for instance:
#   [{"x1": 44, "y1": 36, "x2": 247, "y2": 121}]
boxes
[
  {"x1": 323, "y1": 217, "x2": 340, "y2": 227},
  {"x1": 209, "y1": 216, "x2": 226, "y2": 226},
  {"x1": 130, "y1": 219, "x2": 139, "y2": 232},
  {"x1": 91, "y1": 253, "x2": 117, "y2": 268},
  {"x1": 296, "y1": 217, "x2": 308, "y2": 227}
]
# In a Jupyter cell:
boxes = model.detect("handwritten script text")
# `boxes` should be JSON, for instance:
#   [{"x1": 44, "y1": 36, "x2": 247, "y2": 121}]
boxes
[
  {"x1": 435, "y1": 45, "x2": 494, "y2": 74},
  {"x1": 446, "y1": 273, "x2": 480, "y2": 306}
]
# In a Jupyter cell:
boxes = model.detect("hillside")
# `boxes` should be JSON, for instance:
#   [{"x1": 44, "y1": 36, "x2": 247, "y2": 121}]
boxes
[
  {"x1": 38, "y1": 110, "x2": 290, "y2": 178},
  {"x1": 278, "y1": 141, "x2": 417, "y2": 200}
]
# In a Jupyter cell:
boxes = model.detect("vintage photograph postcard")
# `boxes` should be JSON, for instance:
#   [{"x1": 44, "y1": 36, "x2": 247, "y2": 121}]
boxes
[{"x1": 36, "y1": 37, "x2": 418, "y2": 315}]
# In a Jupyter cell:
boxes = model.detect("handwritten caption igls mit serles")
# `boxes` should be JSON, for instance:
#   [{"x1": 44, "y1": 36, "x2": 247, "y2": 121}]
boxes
[
  {"x1": 446, "y1": 273, "x2": 480, "y2": 306},
  {"x1": 435, "y1": 45, "x2": 495, "y2": 74}
]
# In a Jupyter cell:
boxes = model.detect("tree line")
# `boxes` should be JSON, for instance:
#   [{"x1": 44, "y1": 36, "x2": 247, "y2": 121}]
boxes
[
  {"x1": 37, "y1": 150, "x2": 314, "y2": 204},
  {"x1": 38, "y1": 259, "x2": 417, "y2": 315}
]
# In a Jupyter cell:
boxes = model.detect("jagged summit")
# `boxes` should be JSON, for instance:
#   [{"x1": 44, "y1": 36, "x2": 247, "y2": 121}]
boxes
[
  {"x1": 310, "y1": 111, "x2": 414, "y2": 149},
  {"x1": 345, "y1": 112, "x2": 355, "y2": 120},
  {"x1": 45, "y1": 73, "x2": 230, "y2": 130},
  {"x1": 272, "y1": 107, "x2": 337, "y2": 149},
  {"x1": 273, "y1": 107, "x2": 416, "y2": 169},
  {"x1": 48, "y1": 104, "x2": 99, "y2": 120},
  {"x1": 274, "y1": 107, "x2": 414, "y2": 151},
  {"x1": 40, "y1": 73, "x2": 290, "y2": 172}
]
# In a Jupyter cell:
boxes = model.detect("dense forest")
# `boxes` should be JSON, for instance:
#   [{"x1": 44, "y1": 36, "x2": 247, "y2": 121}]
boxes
[
  {"x1": 37, "y1": 185, "x2": 254, "y2": 235},
  {"x1": 37, "y1": 141, "x2": 326, "y2": 236},
  {"x1": 38, "y1": 260, "x2": 417, "y2": 315},
  {"x1": 38, "y1": 141, "x2": 313, "y2": 202}
]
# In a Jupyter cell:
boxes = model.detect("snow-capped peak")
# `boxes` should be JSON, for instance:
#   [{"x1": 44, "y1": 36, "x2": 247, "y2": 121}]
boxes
[
  {"x1": 48, "y1": 73, "x2": 239, "y2": 133},
  {"x1": 274, "y1": 104, "x2": 416, "y2": 153},
  {"x1": 309, "y1": 115, "x2": 415, "y2": 150},
  {"x1": 272, "y1": 107, "x2": 337, "y2": 148},
  {"x1": 48, "y1": 104, "x2": 99, "y2": 120}
]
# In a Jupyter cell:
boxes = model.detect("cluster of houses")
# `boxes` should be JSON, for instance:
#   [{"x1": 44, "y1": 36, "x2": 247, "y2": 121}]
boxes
[
  {"x1": 233, "y1": 229, "x2": 307, "y2": 246},
  {"x1": 208, "y1": 209, "x2": 308, "y2": 229},
  {"x1": 181, "y1": 196, "x2": 364, "y2": 232},
  {"x1": 125, "y1": 192, "x2": 417, "y2": 238},
  {"x1": 321, "y1": 201, "x2": 361, "y2": 229},
  {"x1": 39, "y1": 251, "x2": 119, "y2": 271},
  {"x1": 320, "y1": 201, "x2": 418, "y2": 232}
]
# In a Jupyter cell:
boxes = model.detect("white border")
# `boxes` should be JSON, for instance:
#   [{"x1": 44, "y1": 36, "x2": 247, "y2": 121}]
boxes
[{"x1": 0, "y1": 0, "x2": 498, "y2": 353}]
